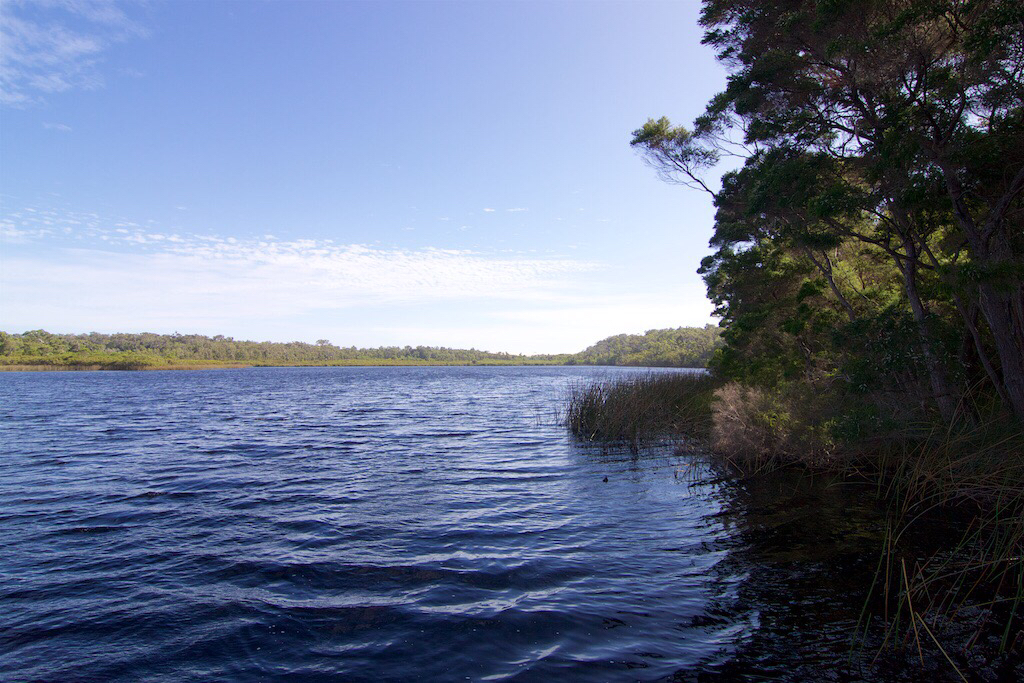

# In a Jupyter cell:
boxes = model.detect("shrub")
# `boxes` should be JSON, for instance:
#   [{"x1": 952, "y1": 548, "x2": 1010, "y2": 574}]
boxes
[{"x1": 710, "y1": 381, "x2": 840, "y2": 466}]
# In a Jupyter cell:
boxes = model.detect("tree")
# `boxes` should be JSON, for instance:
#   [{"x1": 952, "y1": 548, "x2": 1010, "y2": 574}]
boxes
[{"x1": 634, "y1": 0, "x2": 1024, "y2": 422}]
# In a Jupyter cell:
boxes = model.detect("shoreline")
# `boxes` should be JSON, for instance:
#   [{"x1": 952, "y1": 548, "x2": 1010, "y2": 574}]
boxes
[
  {"x1": 0, "y1": 360, "x2": 708, "y2": 372},
  {"x1": 0, "y1": 360, "x2": 569, "y2": 372}
]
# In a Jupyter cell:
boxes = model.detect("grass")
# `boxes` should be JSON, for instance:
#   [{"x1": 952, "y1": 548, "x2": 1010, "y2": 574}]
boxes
[
  {"x1": 563, "y1": 371, "x2": 717, "y2": 449},
  {"x1": 856, "y1": 419, "x2": 1024, "y2": 673}
]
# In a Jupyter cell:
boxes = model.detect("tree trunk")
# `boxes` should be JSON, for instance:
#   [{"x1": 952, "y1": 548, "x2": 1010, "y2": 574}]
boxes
[
  {"x1": 977, "y1": 282, "x2": 1024, "y2": 422},
  {"x1": 803, "y1": 247, "x2": 857, "y2": 323},
  {"x1": 937, "y1": 164, "x2": 1024, "y2": 422},
  {"x1": 917, "y1": 239, "x2": 1012, "y2": 408},
  {"x1": 897, "y1": 239, "x2": 961, "y2": 423}
]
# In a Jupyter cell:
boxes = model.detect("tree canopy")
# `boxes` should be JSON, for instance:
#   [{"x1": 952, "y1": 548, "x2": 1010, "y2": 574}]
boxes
[
  {"x1": 568, "y1": 326, "x2": 722, "y2": 368},
  {"x1": 0, "y1": 330, "x2": 564, "y2": 365},
  {"x1": 633, "y1": 0, "x2": 1024, "y2": 426},
  {"x1": 0, "y1": 328, "x2": 720, "y2": 369}
]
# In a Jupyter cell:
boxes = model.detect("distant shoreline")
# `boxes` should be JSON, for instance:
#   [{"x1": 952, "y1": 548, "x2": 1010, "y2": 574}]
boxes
[
  {"x1": 0, "y1": 359, "x2": 572, "y2": 372},
  {"x1": 1, "y1": 327, "x2": 720, "y2": 371}
]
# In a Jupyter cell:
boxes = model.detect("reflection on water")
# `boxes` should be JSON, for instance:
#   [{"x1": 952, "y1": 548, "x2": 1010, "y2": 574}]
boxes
[
  {"x1": 0, "y1": 367, "x2": 1006, "y2": 681},
  {"x1": 697, "y1": 469, "x2": 1022, "y2": 682},
  {"x1": 696, "y1": 470, "x2": 890, "y2": 681}
]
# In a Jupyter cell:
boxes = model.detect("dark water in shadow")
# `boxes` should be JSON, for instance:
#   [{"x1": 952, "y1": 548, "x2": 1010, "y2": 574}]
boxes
[
  {"x1": 694, "y1": 471, "x2": 891, "y2": 682},
  {"x1": 0, "y1": 366, "x2": 999, "y2": 681}
]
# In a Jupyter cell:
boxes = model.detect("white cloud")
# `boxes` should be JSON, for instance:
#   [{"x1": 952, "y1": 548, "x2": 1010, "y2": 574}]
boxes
[
  {"x1": 0, "y1": 0, "x2": 147, "y2": 106},
  {"x1": 43, "y1": 121, "x2": 72, "y2": 132},
  {"x1": 482, "y1": 208, "x2": 496, "y2": 212},
  {"x1": 0, "y1": 211, "x2": 603, "y2": 346},
  {"x1": 506, "y1": 208, "x2": 528, "y2": 212},
  {"x1": 0, "y1": 205, "x2": 714, "y2": 353}
]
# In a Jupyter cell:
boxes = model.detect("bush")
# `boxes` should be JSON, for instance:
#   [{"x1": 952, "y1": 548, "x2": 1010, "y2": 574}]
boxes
[{"x1": 711, "y1": 381, "x2": 840, "y2": 466}]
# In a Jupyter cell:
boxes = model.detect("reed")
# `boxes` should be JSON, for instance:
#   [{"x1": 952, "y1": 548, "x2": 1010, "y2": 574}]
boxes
[
  {"x1": 858, "y1": 419, "x2": 1024, "y2": 673},
  {"x1": 563, "y1": 371, "x2": 716, "y2": 449}
]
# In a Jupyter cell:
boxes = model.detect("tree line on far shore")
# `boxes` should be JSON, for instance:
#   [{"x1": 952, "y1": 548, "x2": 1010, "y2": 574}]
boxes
[
  {"x1": 566, "y1": 325, "x2": 721, "y2": 367},
  {"x1": 0, "y1": 326, "x2": 721, "y2": 369}
]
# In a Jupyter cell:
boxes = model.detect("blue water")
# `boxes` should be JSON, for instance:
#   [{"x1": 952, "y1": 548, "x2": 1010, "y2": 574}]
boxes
[{"x1": 1, "y1": 366, "x2": 750, "y2": 682}]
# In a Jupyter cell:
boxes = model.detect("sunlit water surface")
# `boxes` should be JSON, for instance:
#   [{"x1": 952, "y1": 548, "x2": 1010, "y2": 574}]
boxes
[{"x1": 2, "y1": 366, "x2": 908, "y2": 681}]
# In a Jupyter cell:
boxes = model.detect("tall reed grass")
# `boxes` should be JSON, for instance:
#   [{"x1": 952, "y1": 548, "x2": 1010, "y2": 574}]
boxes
[
  {"x1": 857, "y1": 420, "x2": 1024, "y2": 675},
  {"x1": 563, "y1": 371, "x2": 716, "y2": 449}
]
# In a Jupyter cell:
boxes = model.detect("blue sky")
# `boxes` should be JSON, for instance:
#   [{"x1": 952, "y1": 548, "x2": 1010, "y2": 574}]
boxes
[{"x1": 1, "y1": 0, "x2": 726, "y2": 354}]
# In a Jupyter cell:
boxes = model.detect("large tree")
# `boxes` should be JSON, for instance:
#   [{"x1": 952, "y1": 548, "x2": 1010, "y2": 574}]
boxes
[{"x1": 634, "y1": 0, "x2": 1024, "y2": 422}]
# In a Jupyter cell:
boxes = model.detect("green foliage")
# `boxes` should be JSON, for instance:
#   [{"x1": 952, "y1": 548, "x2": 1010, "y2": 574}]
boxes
[
  {"x1": 0, "y1": 329, "x2": 726, "y2": 370},
  {"x1": 0, "y1": 350, "x2": 168, "y2": 370},
  {"x1": 0, "y1": 330, "x2": 571, "y2": 367},
  {"x1": 637, "y1": 0, "x2": 1024, "y2": 429},
  {"x1": 568, "y1": 326, "x2": 722, "y2": 368}
]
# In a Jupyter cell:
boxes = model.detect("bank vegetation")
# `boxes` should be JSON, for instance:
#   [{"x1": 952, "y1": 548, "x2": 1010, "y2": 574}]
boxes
[{"x1": 572, "y1": 0, "x2": 1023, "y2": 675}]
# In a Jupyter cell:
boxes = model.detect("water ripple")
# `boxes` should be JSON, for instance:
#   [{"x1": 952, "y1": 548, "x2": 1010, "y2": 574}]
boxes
[{"x1": 0, "y1": 366, "x2": 734, "y2": 682}]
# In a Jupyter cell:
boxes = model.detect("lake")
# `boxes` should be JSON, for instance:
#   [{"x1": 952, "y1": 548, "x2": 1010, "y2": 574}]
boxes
[{"x1": 1, "y1": 366, "x2": 900, "y2": 681}]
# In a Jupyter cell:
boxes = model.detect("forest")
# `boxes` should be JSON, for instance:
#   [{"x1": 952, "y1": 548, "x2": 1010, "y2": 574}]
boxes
[
  {"x1": 0, "y1": 327, "x2": 718, "y2": 369},
  {"x1": 0, "y1": 330, "x2": 563, "y2": 367},
  {"x1": 631, "y1": 0, "x2": 1023, "y2": 452},
  {"x1": 567, "y1": 326, "x2": 721, "y2": 367}
]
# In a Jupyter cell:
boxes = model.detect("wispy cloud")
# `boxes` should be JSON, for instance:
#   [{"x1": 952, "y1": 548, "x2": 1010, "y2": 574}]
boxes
[
  {"x1": 506, "y1": 207, "x2": 528, "y2": 212},
  {"x1": 43, "y1": 121, "x2": 72, "y2": 132},
  {"x1": 1, "y1": 204, "x2": 714, "y2": 353},
  {"x1": 0, "y1": 0, "x2": 147, "y2": 106},
  {"x1": 0, "y1": 205, "x2": 602, "y2": 339},
  {"x1": 482, "y1": 208, "x2": 496, "y2": 213}
]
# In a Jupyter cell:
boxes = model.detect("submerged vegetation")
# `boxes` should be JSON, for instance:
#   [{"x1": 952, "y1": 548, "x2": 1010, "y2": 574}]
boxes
[{"x1": 862, "y1": 424, "x2": 1024, "y2": 677}]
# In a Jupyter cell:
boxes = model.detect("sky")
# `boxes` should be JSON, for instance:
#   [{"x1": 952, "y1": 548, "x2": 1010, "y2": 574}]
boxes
[{"x1": 1, "y1": 0, "x2": 728, "y2": 354}]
